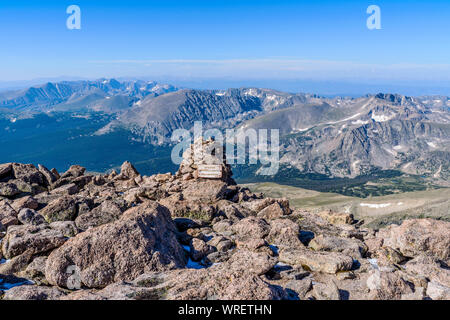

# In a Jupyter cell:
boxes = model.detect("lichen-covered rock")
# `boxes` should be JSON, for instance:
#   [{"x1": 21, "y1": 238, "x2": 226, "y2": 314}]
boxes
[
  {"x1": 75, "y1": 200, "x2": 124, "y2": 230},
  {"x1": 40, "y1": 196, "x2": 77, "y2": 223},
  {"x1": 189, "y1": 238, "x2": 215, "y2": 261},
  {"x1": 2, "y1": 285, "x2": 66, "y2": 300},
  {"x1": 308, "y1": 235, "x2": 368, "y2": 259},
  {"x1": 279, "y1": 248, "x2": 354, "y2": 274},
  {"x1": 233, "y1": 216, "x2": 270, "y2": 240},
  {"x1": 0, "y1": 201, "x2": 18, "y2": 229},
  {"x1": 38, "y1": 164, "x2": 58, "y2": 186},
  {"x1": 11, "y1": 195, "x2": 39, "y2": 212},
  {"x1": 0, "y1": 182, "x2": 21, "y2": 198},
  {"x1": 313, "y1": 280, "x2": 341, "y2": 300},
  {"x1": 17, "y1": 208, "x2": 46, "y2": 225},
  {"x1": 117, "y1": 161, "x2": 140, "y2": 180},
  {"x1": 267, "y1": 218, "x2": 304, "y2": 249},
  {"x1": 45, "y1": 201, "x2": 186, "y2": 289},
  {"x1": 1, "y1": 224, "x2": 67, "y2": 259},
  {"x1": 378, "y1": 219, "x2": 450, "y2": 260},
  {"x1": 366, "y1": 270, "x2": 413, "y2": 300},
  {"x1": 11, "y1": 163, "x2": 45, "y2": 186}
]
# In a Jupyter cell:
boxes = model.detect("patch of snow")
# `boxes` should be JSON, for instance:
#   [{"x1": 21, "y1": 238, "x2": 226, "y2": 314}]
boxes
[
  {"x1": 10, "y1": 118, "x2": 17, "y2": 123},
  {"x1": 352, "y1": 119, "x2": 369, "y2": 125},
  {"x1": 372, "y1": 113, "x2": 393, "y2": 122},
  {"x1": 243, "y1": 89, "x2": 259, "y2": 97},
  {"x1": 215, "y1": 92, "x2": 226, "y2": 96},
  {"x1": 393, "y1": 145, "x2": 403, "y2": 150},
  {"x1": 352, "y1": 160, "x2": 361, "y2": 172},
  {"x1": 367, "y1": 258, "x2": 379, "y2": 270},
  {"x1": 397, "y1": 202, "x2": 404, "y2": 206},
  {"x1": 360, "y1": 203, "x2": 391, "y2": 209},
  {"x1": 434, "y1": 165, "x2": 442, "y2": 178},
  {"x1": 427, "y1": 142, "x2": 437, "y2": 148},
  {"x1": 293, "y1": 127, "x2": 310, "y2": 132}
]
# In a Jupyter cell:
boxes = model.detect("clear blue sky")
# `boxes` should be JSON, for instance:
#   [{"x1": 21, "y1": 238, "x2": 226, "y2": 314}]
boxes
[{"x1": 1, "y1": 0, "x2": 450, "y2": 91}]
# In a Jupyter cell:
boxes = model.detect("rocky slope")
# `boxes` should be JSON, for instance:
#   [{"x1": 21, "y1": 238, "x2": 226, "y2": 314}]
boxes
[{"x1": 0, "y1": 139, "x2": 449, "y2": 300}]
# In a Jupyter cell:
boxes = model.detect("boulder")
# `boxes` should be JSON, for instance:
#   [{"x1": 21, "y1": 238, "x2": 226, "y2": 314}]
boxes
[
  {"x1": 20, "y1": 256, "x2": 48, "y2": 284},
  {"x1": 404, "y1": 254, "x2": 450, "y2": 287},
  {"x1": 159, "y1": 195, "x2": 216, "y2": 222},
  {"x1": 279, "y1": 248, "x2": 354, "y2": 274},
  {"x1": 182, "y1": 180, "x2": 228, "y2": 202},
  {"x1": 1, "y1": 224, "x2": 67, "y2": 259},
  {"x1": 0, "y1": 182, "x2": 20, "y2": 198},
  {"x1": 267, "y1": 218, "x2": 304, "y2": 249},
  {"x1": 0, "y1": 163, "x2": 12, "y2": 179},
  {"x1": 45, "y1": 201, "x2": 186, "y2": 289},
  {"x1": 72, "y1": 249, "x2": 280, "y2": 300},
  {"x1": 313, "y1": 280, "x2": 341, "y2": 300},
  {"x1": 427, "y1": 281, "x2": 450, "y2": 300},
  {"x1": 38, "y1": 164, "x2": 58, "y2": 185},
  {"x1": 75, "y1": 200, "x2": 123, "y2": 230},
  {"x1": 40, "y1": 196, "x2": 77, "y2": 223},
  {"x1": 11, "y1": 163, "x2": 44, "y2": 186},
  {"x1": 60, "y1": 165, "x2": 86, "y2": 179},
  {"x1": 120, "y1": 161, "x2": 140, "y2": 179},
  {"x1": 257, "y1": 202, "x2": 286, "y2": 220},
  {"x1": 0, "y1": 251, "x2": 34, "y2": 274},
  {"x1": 378, "y1": 219, "x2": 450, "y2": 260},
  {"x1": 215, "y1": 200, "x2": 249, "y2": 221},
  {"x1": 284, "y1": 278, "x2": 313, "y2": 299},
  {"x1": 50, "y1": 183, "x2": 79, "y2": 196},
  {"x1": 49, "y1": 221, "x2": 80, "y2": 237},
  {"x1": 233, "y1": 216, "x2": 270, "y2": 240},
  {"x1": 318, "y1": 210, "x2": 354, "y2": 225},
  {"x1": 189, "y1": 238, "x2": 215, "y2": 261},
  {"x1": 366, "y1": 270, "x2": 413, "y2": 300},
  {"x1": 2, "y1": 285, "x2": 66, "y2": 300},
  {"x1": 308, "y1": 235, "x2": 368, "y2": 259},
  {"x1": 0, "y1": 201, "x2": 18, "y2": 229},
  {"x1": 11, "y1": 196, "x2": 39, "y2": 212},
  {"x1": 17, "y1": 208, "x2": 46, "y2": 225}
]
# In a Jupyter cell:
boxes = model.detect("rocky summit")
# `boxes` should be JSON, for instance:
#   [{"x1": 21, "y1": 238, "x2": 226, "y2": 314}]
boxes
[{"x1": 0, "y1": 139, "x2": 449, "y2": 300}]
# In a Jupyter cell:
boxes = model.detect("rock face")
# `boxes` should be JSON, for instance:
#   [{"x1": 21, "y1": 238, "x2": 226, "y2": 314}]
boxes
[
  {"x1": 45, "y1": 201, "x2": 185, "y2": 289},
  {"x1": 1, "y1": 140, "x2": 449, "y2": 300}
]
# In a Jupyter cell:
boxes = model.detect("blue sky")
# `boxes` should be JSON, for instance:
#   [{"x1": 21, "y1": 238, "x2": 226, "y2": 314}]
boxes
[{"x1": 1, "y1": 0, "x2": 450, "y2": 94}]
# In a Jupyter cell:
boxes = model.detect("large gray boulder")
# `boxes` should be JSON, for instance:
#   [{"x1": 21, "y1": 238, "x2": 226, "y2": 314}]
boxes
[{"x1": 45, "y1": 201, "x2": 186, "y2": 289}]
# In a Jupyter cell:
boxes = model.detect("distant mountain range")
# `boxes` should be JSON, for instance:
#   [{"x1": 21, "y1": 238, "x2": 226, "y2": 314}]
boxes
[{"x1": 1, "y1": 79, "x2": 449, "y2": 195}]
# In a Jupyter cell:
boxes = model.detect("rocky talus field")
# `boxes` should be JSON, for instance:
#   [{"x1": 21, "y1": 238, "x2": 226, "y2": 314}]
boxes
[{"x1": 1, "y1": 140, "x2": 449, "y2": 300}]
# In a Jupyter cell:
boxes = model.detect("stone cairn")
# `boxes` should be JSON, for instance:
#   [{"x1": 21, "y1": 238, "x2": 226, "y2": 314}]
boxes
[{"x1": 176, "y1": 137, "x2": 235, "y2": 185}]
